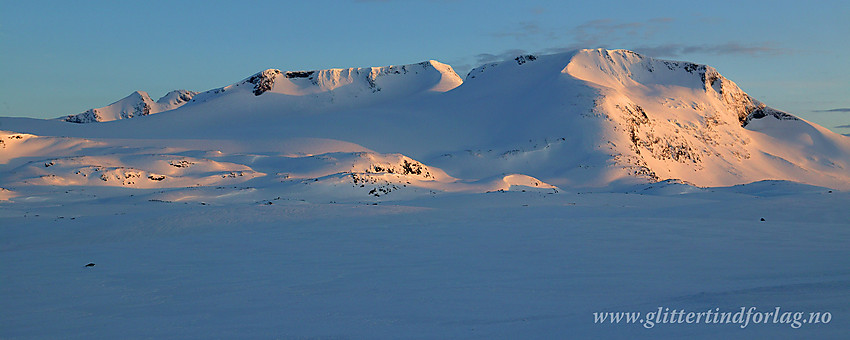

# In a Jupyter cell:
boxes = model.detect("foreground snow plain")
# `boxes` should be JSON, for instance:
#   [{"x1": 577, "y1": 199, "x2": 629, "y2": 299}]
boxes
[{"x1": 2, "y1": 182, "x2": 849, "y2": 339}]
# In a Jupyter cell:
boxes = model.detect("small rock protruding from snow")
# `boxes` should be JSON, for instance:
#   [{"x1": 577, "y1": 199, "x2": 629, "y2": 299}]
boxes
[{"x1": 514, "y1": 54, "x2": 538, "y2": 65}]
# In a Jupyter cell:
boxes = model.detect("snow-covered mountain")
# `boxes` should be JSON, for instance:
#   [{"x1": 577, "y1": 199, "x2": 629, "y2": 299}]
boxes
[
  {"x1": 4, "y1": 49, "x2": 850, "y2": 339},
  {"x1": 4, "y1": 48, "x2": 850, "y2": 197},
  {"x1": 62, "y1": 90, "x2": 197, "y2": 123}
]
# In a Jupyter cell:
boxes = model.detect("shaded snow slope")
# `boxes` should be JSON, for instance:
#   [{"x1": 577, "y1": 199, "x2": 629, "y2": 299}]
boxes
[{"x1": 4, "y1": 49, "x2": 850, "y2": 191}]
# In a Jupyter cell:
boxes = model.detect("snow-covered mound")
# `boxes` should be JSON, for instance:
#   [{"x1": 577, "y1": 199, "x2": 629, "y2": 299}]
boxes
[
  {"x1": 3, "y1": 48, "x2": 850, "y2": 193},
  {"x1": 62, "y1": 90, "x2": 197, "y2": 123}
]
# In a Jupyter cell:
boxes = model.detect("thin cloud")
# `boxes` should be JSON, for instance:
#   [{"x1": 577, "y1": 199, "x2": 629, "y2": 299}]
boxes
[
  {"x1": 490, "y1": 17, "x2": 672, "y2": 50},
  {"x1": 449, "y1": 48, "x2": 528, "y2": 77},
  {"x1": 570, "y1": 18, "x2": 788, "y2": 57},
  {"x1": 814, "y1": 108, "x2": 850, "y2": 113},
  {"x1": 493, "y1": 18, "x2": 789, "y2": 58},
  {"x1": 494, "y1": 17, "x2": 675, "y2": 42},
  {"x1": 573, "y1": 18, "x2": 673, "y2": 46},
  {"x1": 474, "y1": 49, "x2": 528, "y2": 65},
  {"x1": 355, "y1": 0, "x2": 461, "y2": 3},
  {"x1": 492, "y1": 21, "x2": 545, "y2": 40},
  {"x1": 541, "y1": 41, "x2": 788, "y2": 59},
  {"x1": 476, "y1": 17, "x2": 789, "y2": 76},
  {"x1": 648, "y1": 17, "x2": 675, "y2": 24},
  {"x1": 632, "y1": 42, "x2": 789, "y2": 58}
]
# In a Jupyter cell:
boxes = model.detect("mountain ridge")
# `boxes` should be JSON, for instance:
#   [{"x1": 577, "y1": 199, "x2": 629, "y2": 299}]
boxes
[
  {"x1": 62, "y1": 89, "x2": 198, "y2": 123},
  {"x1": 62, "y1": 60, "x2": 463, "y2": 123}
]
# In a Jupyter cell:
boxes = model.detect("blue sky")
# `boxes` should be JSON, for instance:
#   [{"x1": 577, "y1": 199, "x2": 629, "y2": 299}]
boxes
[{"x1": 1, "y1": 0, "x2": 848, "y2": 133}]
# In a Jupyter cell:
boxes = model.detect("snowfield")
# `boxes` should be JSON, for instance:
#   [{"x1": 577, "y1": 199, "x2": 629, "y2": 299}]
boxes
[
  {"x1": 2, "y1": 186, "x2": 848, "y2": 339},
  {"x1": 1, "y1": 48, "x2": 849, "y2": 338}
]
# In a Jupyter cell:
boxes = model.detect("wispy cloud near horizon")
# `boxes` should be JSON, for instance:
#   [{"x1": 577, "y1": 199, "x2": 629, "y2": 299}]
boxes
[
  {"x1": 474, "y1": 49, "x2": 529, "y2": 65},
  {"x1": 573, "y1": 18, "x2": 673, "y2": 47},
  {"x1": 632, "y1": 42, "x2": 789, "y2": 58},
  {"x1": 488, "y1": 17, "x2": 789, "y2": 60}
]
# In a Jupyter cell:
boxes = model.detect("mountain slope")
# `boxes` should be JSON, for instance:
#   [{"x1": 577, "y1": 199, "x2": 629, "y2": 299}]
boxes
[{"x1": 561, "y1": 49, "x2": 849, "y2": 188}]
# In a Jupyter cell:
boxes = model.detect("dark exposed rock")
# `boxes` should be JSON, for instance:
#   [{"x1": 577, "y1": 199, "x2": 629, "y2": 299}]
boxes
[
  {"x1": 65, "y1": 109, "x2": 101, "y2": 123},
  {"x1": 246, "y1": 69, "x2": 282, "y2": 96},
  {"x1": 683, "y1": 62, "x2": 702, "y2": 73},
  {"x1": 515, "y1": 55, "x2": 538, "y2": 65},
  {"x1": 742, "y1": 106, "x2": 800, "y2": 127},
  {"x1": 169, "y1": 160, "x2": 194, "y2": 168},
  {"x1": 285, "y1": 71, "x2": 314, "y2": 78},
  {"x1": 127, "y1": 101, "x2": 151, "y2": 119}
]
